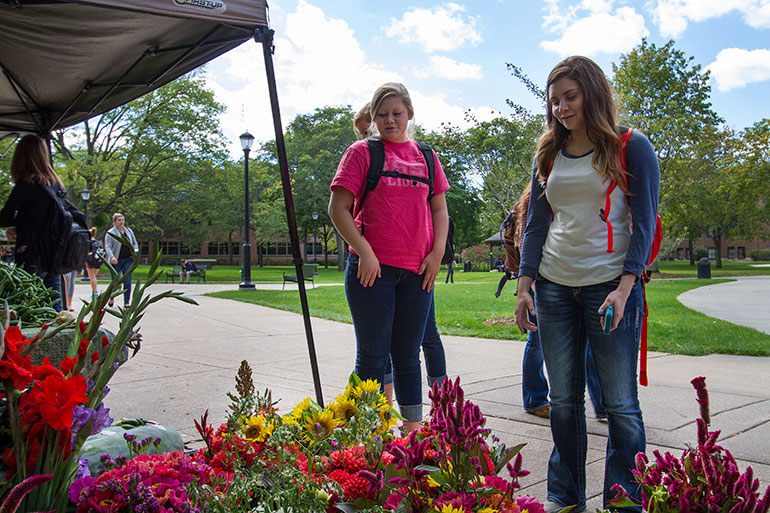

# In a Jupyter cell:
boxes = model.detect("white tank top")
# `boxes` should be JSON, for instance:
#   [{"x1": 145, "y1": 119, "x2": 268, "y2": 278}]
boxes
[{"x1": 539, "y1": 150, "x2": 631, "y2": 287}]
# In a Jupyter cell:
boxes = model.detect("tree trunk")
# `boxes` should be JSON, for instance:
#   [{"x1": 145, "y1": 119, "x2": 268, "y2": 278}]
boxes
[
  {"x1": 228, "y1": 231, "x2": 234, "y2": 266},
  {"x1": 712, "y1": 231, "x2": 723, "y2": 269},
  {"x1": 336, "y1": 231, "x2": 346, "y2": 272},
  {"x1": 688, "y1": 237, "x2": 695, "y2": 266}
]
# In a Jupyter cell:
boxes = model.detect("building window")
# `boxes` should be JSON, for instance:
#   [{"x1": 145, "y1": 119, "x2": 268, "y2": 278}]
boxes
[
  {"x1": 139, "y1": 241, "x2": 150, "y2": 256},
  {"x1": 727, "y1": 247, "x2": 736, "y2": 259},
  {"x1": 159, "y1": 241, "x2": 180, "y2": 255},
  {"x1": 208, "y1": 242, "x2": 240, "y2": 256},
  {"x1": 260, "y1": 242, "x2": 291, "y2": 256},
  {"x1": 676, "y1": 248, "x2": 684, "y2": 260},
  {"x1": 708, "y1": 247, "x2": 716, "y2": 260},
  {"x1": 685, "y1": 248, "x2": 691, "y2": 260},
  {"x1": 738, "y1": 247, "x2": 745, "y2": 259},
  {"x1": 304, "y1": 242, "x2": 323, "y2": 257}
]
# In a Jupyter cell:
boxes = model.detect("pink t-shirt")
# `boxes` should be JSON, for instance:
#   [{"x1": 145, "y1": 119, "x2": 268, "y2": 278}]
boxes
[{"x1": 330, "y1": 139, "x2": 450, "y2": 273}]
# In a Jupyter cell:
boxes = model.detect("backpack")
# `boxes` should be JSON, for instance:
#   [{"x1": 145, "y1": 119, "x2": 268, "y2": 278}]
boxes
[
  {"x1": 356, "y1": 137, "x2": 455, "y2": 265},
  {"x1": 545, "y1": 126, "x2": 663, "y2": 386},
  {"x1": 85, "y1": 238, "x2": 106, "y2": 268},
  {"x1": 40, "y1": 186, "x2": 90, "y2": 275}
]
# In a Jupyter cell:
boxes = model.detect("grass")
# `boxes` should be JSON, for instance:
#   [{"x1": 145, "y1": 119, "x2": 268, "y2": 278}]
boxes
[
  {"x1": 208, "y1": 278, "x2": 770, "y2": 357},
  {"x1": 88, "y1": 259, "x2": 769, "y2": 284},
  {"x1": 656, "y1": 260, "x2": 770, "y2": 277}
]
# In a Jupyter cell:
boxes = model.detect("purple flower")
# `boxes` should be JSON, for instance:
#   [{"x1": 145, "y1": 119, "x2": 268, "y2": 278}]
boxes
[
  {"x1": 75, "y1": 457, "x2": 91, "y2": 480},
  {"x1": 69, "y1": 476, "x2": 95, "y2": 504},
  {"x1": 91, "y1": 404, "x2": 113, "y2": 435},
  {"x1": 70, "y1": 405, "x2": 96, "y2": 448}
]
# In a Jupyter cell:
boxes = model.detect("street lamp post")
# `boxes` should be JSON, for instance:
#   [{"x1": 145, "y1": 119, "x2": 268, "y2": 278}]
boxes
[
  {"x1": 311, "y1": 211, "x2": 318, "y2": 263},
  {"x1": 239, "y1": 131, "x2": 255, "y2": 290},
  {"x1": 80, "y1": 189, "x2": 91, "y2": 280}
]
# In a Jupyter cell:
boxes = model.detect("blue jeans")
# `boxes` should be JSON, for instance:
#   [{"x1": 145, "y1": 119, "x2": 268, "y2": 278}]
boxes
[
  {"x1": 110, "y1": 257, "x2": 134, "y2": 306},
  {"x1": 522, "y1": 312, "x2": 549, "y2": 412},
  {"x1": 345, "y1": 254, "x2": 432, "y2": 422},
  {"x1": 535, "y1": 276, "x2": 645, "y2": 512},
  {"x1": 383, "y1": 300, "x2": 447, "y2": 388},
  {"x1": 524, "y1": 324, "x2": 605, "y2": 416}
]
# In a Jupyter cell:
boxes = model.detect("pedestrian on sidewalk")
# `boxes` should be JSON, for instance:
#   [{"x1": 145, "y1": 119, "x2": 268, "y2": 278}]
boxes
[
  {"x1": 515, "y1": 56, "x2": 660, "y2": 512},
  {"x1": 104, "y1": 213, "x2": 139, "y2": 308},
  {"x1": 330, "y1": 83, "x2": 450, "y2": 432}
]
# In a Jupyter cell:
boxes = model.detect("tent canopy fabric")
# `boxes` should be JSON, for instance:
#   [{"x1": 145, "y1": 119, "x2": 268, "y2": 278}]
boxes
[{"x1": 0, "y1": 0, "x2": 268, "y2": 138}]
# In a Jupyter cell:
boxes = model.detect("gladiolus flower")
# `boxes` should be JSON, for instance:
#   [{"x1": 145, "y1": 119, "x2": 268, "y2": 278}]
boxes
[{"x1": 91, "y1": 352, "x2": 99, "y2": 364}]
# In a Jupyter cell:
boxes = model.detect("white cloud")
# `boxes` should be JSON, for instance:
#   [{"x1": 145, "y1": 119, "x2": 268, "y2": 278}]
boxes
[
  {"x1": 205, "y1": 1, "x2": 492, "y2": 157},
  {"x1": 409, "y1": 90, "x2": 496, "y2": 134},
  {"x1": 706, "y1": 47, "x2": 770, "y2": 92},
  {"x1": 413, "y1": 56, "x2": 483, "y2": 80},
  {"x1": 541, "y1": 6, "x2": 649, "y2": 56},
  {"x1": 651, "y1": 0, "x2": 770, "y2": 37},
  {"x1": 385, "y1": 3, "x2": 482, "y2": 53}
]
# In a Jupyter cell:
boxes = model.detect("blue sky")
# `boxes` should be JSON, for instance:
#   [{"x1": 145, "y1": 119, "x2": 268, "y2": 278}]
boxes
[{"x1": 204, "y1": 0, "x2": 770, "y2": 154}]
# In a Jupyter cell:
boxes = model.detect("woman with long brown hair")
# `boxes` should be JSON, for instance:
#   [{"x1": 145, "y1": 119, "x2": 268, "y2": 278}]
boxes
[
  {"x1": 0, "y1": 134, "x2": 67, "y2": 311},
  {"x1": 515, "y1": 56, "x2": 660, "y2": 512}
]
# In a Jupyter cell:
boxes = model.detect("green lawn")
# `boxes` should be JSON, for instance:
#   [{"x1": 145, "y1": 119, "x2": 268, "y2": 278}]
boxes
[
  {"x1": 656, "y1": 260, "x2": 770, "y2": 277},
  {"x1": 99, "y1": 259, "x2": 769, "y2": 284},
  {"x1": 208, "y1": 278, "x2": 770, "y2": 357}
]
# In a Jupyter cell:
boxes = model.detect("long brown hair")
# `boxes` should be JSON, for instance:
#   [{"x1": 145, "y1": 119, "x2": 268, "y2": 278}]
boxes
[
  {"x1": 535, "y1": 56, "x2": 626, "y2": 192},
  {"x1": 514, "y1": 183, "x2": 532, "y2": 245},
  {"x1": 10, "y1": 135, "x2": 63, "y2": 188}
]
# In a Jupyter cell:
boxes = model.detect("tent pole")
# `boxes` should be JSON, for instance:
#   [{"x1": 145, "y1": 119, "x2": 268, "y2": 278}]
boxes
[{"x1": 254, "y1": 26, "x2": 324, "y2": 407}]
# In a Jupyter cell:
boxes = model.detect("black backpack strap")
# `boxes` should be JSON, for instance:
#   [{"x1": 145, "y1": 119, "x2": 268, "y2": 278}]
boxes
[
  {"x1": 355, "y1": 137, "x2": 384, "y2": 218},
  {"x1": 416, "y1": 141, "x2": 435, "y2": 200}
]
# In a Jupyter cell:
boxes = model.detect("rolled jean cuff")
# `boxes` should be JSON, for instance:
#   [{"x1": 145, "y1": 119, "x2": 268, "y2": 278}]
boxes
[
  {"x1": 383, "y1": 372, "x2": 393, "y2": 385},
  {"x1": 399, "y1": 403, "x2": 422, "y2": 422},
  {"x1": 427, "y1": 374, "x2": 447, "y2": 387}
]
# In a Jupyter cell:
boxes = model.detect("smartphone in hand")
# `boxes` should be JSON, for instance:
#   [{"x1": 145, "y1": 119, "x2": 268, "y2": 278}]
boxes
[{"x1": 602, "y1": 305, "x2": 614, "y2": 335}]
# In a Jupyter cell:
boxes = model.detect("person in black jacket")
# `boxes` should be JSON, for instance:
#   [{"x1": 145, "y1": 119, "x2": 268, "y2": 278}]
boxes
[{"x1": 0, "y1": 134, "x2": 66, "y2": 312}]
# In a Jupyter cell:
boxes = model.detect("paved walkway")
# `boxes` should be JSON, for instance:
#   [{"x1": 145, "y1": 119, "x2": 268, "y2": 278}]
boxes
[{"x1": 74, "y1": 275, "x2": 770, "y2": 511}]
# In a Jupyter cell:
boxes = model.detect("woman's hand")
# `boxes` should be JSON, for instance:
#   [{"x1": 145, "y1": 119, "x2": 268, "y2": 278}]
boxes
[
  {"x1": 514, "y1": 276, "x2": 537, "y2": 334},
  {"x1": 418, "y1": 251, "x2": 442, "y2": 292},
  {"x1": 598, "y1": 274, "x2": 636, "y2": 332},
  {"x1": 357, "y1": 251, "x2": 381, "y2": 287},
  {"x1": 110, "y1": 256, "x2": 117, "y2": 265}
]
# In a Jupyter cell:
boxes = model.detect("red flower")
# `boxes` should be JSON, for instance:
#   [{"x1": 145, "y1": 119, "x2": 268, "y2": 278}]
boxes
[
  {"x1": 22, "y1": 373, "x2": 88, "y2": 431},
  {"x1": 79, "y1": 321, "x2": 87, "y2": 334},
  {"x1": 0, "y1": 349, "x2": 33, "y2": 389},
  {"x1": 60, "y1": 356, "x2": 78, "y2": 375},
  {"x1": 32, "y1": 357, "x2": 63, "y2": 381},
  {"x1": 101, "y1": 336, "x2": 109, "y2": 348},
  {"x1": 77, "y1": 338, "x2": 89, "y2": 359},
  {"x1": 91, "y1": 352, "x2": 100, "y2": 364}
]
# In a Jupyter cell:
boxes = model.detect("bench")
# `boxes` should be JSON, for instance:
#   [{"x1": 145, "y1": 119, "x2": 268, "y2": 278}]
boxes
[
  {"x1": 165, "y1": 265, "x2": 183, "y2": 283},
  {"x1": 282, "y1": 264, "x2": 316, "y2": 290}
]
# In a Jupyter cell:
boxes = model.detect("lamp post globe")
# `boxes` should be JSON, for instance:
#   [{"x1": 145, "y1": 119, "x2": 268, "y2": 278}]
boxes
[
  {"x1": 80, "y1": 189, "x2": 91, "y2": 280},
  {"x1": 239, "y1": 132, "x2": 255, "y2": 290},
  {"x1": 311, "y1": 211, "x2": 319, "y2": 263}
]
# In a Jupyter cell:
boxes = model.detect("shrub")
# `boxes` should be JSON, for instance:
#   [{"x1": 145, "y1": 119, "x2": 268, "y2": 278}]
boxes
[
  {"x1": 749, "y1": 248, "x2": 770, "y2": 261},
  {"x1": 693, "y1": 246, "x2": 708, "y2": 261}
]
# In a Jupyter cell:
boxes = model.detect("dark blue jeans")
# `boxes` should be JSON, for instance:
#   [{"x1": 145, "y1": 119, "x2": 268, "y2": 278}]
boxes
[
  {"x1": 535, "y1": 276, "x2": 645, "y2": 512},
  {"x1": 345, "y1": 254, "x2": 433, "y2": 422},
  {"x1": 383, "y1": 299, "x2": 447, "y2": 388},
  {"x1": 110, "y1": 257, "x2": 134, "y2": 306}
]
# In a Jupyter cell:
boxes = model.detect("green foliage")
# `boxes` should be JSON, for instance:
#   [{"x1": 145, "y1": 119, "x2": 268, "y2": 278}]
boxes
[
  {"x1": 0, "y1": 263, "x2": 57, "y2": 326},
  {"x1": 749, "y1": 249, "x2": 770, "y2": 261},
  {"x1": 51, "y1": 72, "x2": 229, "y2": 238},
  {"x1": 692, "y1": 246, "x2": 708, "y2": 261}
]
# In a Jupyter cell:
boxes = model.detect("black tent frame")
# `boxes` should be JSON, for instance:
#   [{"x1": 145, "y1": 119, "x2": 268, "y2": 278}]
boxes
[{"x1": 0, "y1": 7, "x2": 324, "y2": 406}]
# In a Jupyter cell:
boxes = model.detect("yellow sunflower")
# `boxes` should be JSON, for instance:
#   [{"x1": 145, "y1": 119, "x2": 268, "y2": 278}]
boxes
[
  {"x1": 436, "y1": 505, "x2": 466, "y2": 513},
  {"x1": 302, "y1": 408, "x2": 341, "y2": 439},
  {"x1": 336, "y1": 385, "x2": 356, "y2": 402},
  {"x1": 478, "y1": 508, "x2": 499, "y2": 513},
  {"x1": 283, "y1": 397, "x2": 314, "y2": 425},
  {"x1": 239, "y1": 414, "x2": 274, "y2": 442},
  {"x1": 375, "y1": 403, "x2": 398, "y2": 435},
  {"x1": 352, "y1": 379, "x2": 380, "y2": 400},
  {"x1": 330, "y1": 397, "x2": 359, "y2": 421}
]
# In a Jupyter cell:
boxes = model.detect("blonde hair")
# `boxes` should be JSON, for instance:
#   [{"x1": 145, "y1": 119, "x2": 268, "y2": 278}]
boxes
[
  {"x1": 10, "y1": 135, "x2": 63, "y2": 188},
  {"x1": 89, "y1": 227, "x2": 97, "y2": 238},
  {"x1": 536, "y1": 56, "x2": 627, "y2": 192},
  {"x1": 370, "y1": 82, "x2": 415, "y2": 139},
  {"x1": 112, "y1": 213, "x2": 124, "y2": 223},
  {"x1": 353, "y1": 102, "x2": 372, "y2": 137}
]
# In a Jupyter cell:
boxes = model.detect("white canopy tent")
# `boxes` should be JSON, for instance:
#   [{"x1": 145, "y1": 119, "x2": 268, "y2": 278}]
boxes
[{"x1": 0, "y1": 0, "x2": 325, "y2": 404}]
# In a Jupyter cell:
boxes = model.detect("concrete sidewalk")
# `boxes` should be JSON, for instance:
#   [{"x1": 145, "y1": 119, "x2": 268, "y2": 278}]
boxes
[{"x1": 76, "y1": 276, "x2": 770, "y2": 511}]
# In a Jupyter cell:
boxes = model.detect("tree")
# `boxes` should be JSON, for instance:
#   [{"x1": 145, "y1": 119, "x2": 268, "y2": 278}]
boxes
[
  {"x1": 51, "y1": 73, "x2": 228, "y2": 236},
  {"x1": 612, "y1": 39, "x2": 722, "y2": 208}
]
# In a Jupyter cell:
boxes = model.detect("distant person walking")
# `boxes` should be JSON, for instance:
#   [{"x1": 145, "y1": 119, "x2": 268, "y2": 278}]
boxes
[
  {"x1": 0, "y1": 134, "x2": 72, "y2": 312},
  {"x1": 445, "y1": 258, "x2": 454, "y2": 283},
  {"x1": 104, "y1": 213, "x2": 139, "y2": 308},
  {"x1": 85, "y1": 227, "x2": 104, "y2": 300}
]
